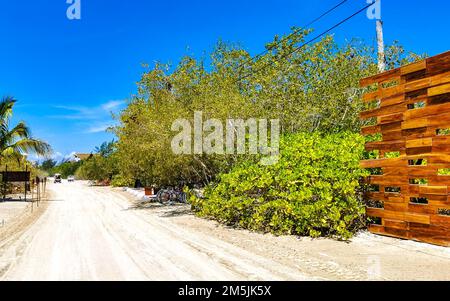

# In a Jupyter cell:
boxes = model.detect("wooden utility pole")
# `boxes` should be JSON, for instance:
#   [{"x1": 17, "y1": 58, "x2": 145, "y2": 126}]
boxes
[{"x1": 376, "y1": 18, "x2": 386, "y2": 72}]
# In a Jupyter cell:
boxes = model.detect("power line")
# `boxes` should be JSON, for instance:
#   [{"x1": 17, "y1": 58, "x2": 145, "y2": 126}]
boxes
[
  {"x1": 236, "y1": 1, "x2": 374, "y2": 83},
  {"x1": 237, "y1": 0, "x2": 349, "y2": 71}
]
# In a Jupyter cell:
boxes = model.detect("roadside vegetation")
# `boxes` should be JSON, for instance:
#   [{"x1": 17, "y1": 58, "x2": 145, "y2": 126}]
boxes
[
  {"x1": 71, "y1": 28, "x2": 422, "y2": 239},
  {"x1": 0, "y1": 97, "x2": 51, "y2": 163},
  {"x1": 0, "y1": 96, "x2": 52, "y2": 187},
  {"x1": 190, "y1": 132, "x2": 368, "y2": 239},
  {"x1": 40, "y1": 141, "x2": 119, "y2": 184}
]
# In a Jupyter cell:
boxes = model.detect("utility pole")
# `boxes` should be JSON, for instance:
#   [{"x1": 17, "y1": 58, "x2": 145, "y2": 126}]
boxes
[
  {"x1": 376, "y1": 19, "x2": 386, "y2": 72},
  {"x1": 367, "y1": 0, "x2": 385, "y2": 72}
]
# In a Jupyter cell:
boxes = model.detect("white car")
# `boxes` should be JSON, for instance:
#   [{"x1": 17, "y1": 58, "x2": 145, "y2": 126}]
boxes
[{"x1": 68, "y1": 176, "x2": 76, "y2": 182}]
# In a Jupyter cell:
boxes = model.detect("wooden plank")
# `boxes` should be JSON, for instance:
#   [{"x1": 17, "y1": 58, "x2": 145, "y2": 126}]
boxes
[
  {"x1": 384, "y1": 227, "x2": 410, "y2": 239},
  {"x1": 428, "y1": 175, "x2": 450, "y2": 186},
  {"x1": 404, "y1": 212, "x2": 430, "y2": 225},
  {"x1": 426, "y1": 51, "x2": 450, "y2": 77},
  {"x1": 404, "y1": 70, "x2": 450, "y2": 93},
  {"x1": 388, "y1": 196, "x2": 405, "y2": 203},
  {"x1": 381, "y1": 85, "x2": 405, "y2": 99},
  {"x1": 428, "y1": 112, "x2": 450, "y2": 127},
  {"x1": 381, "y1": 122, "x2": 403, "y2": 133},
  {"x1": 419, "y1": 186, "x2": 448, "y2": 195},
  {"x1": 369, "y1": 225, "x2": 386, "y2": 235},
  {"x1": 363, "y1": 91, "x2": 379, "y2": 102},
  {"x1": 428, "y1": 83, "x2": 450, "y2": 97},
  {"x1": 360, "y1": 102, "x2": 406, "y2": 120},
  {"x1": 430, "y1": 70, "x2": 450, "y2": 87},
  {"x1": 407, "y1": 167, "x2": 438, "y2": 177},
  {"x1": 402, "y1": 118, "x2": 428, "y2": 130},
  {"x1": 384, "y1": 202, "x2": 407, "y2": 212},
  {"x1": 368, "y1": 176, "x2": 408, "y2": 186},
  {"x1": 366, "y1": 208, "x2": 430, "y2": 225},
  {"x1": 407, "y1": 204, "x2": 436, "y2": 215},
  {"x1": 365, "y1": 141, "x2": 405, "y2": 152},
  {"x1": 428, "y1": 155, "x2": 450, "y2": 164},
  {"x1": 429, "y1": 200, "x2": 450, "y2": 207},
  {"x1": 380, "y1": 95, "x2": 405, "y2": 107},
  {"x1": 401, "y1": 60, "x2": 427, "y2": 75},
  {"x1": 360, "y1": 69, "x2": 402, "y2": 87},
  {"x1": 383, "y1": 130, "x2": 404, "y2": 141},
  {"x1": 361, "y1": 158, "x2": 405, "y2": 169},
  {"x1": 405, "y1": 103, "x2": 450, "y2": 120},
  {"x1": 405, "y1": 138, "x2": 433, "y2": 149},
  {"x1": 384, "y1": 219, "x2": 409, "y2": 230},
  {"x1": 362, "y1": 125, "x2": 380, "y2": 135},
  {"x1": 379, "y1": 113, "x2": 404, "y2": 125},
  {"x1": 431, "y1": 215, "x2": 450, "y2": 228}
]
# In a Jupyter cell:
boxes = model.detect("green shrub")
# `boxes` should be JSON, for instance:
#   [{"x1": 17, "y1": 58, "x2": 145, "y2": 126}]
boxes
[
  {"x1": 111, "y1": 174, "x2": 134, "y2": 187},
  {"x1": 190, "y1": 132, "x2": 369, "y2": 240}
]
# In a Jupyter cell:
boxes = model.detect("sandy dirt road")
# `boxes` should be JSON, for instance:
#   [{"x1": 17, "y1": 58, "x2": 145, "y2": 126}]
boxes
[{"x1": 1, "y1": 181, "x2": 450, "y2": 281}]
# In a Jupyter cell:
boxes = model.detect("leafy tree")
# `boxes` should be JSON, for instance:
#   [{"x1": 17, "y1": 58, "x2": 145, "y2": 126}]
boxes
[
  {"x1": 40, "y1": 159, "x2": 57, "y2": 172},
  {"x1": 95, "y1": 140, "x2": 116, "y2": 158},
  {"x1": 50, "y1": 160, "x2": 82, "y2": 178},
  {"x1": 113, "y1": 28, "x2": 421, "y2": 188},
  {"x1": 76, "y1": 141, "x2": 119, "y2": 182}
]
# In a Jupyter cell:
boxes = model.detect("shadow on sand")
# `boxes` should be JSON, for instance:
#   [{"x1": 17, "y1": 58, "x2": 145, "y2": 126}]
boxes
[{"x1": 125, "y1": 201, "x2": 193, "y2": 218}]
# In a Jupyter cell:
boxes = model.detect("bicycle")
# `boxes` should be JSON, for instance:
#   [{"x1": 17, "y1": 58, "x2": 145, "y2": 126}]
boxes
[{"x1": 155, "y1": 187, "x2": 187, "y2": 205}]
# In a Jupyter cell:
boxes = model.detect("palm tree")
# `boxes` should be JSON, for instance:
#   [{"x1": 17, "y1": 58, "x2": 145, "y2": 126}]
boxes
[{"x1": 0, "y1": 96, "x2": 52, "y2": 162}]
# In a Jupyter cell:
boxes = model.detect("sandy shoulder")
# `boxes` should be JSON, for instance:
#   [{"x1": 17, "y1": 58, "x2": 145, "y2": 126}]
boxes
[
  {"x1": 0, "y1": 196, "x2": 49, "y2": 278},
  {"x1": 113, "y1": 187, "x2": 450, "y2": 281}
]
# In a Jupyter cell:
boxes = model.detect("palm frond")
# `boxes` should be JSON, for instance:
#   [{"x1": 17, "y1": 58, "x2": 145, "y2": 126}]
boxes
[
  {"x1": 0, "y1": 96, "x2": 52, "y2": 162},
  {"x1": 2, "y1": 138, "x2": 52, "y2": 158},
  {"x1": 0, "y1": 96, "x2": 16, "y2": 122},
  {"x1": 0, "y1": 122, "x2": 32, "y2": 147}
]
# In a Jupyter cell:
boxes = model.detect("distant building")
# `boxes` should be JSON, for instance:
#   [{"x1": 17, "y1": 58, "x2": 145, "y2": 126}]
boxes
[{"x1": 74, "y1": 153, "x2": 93, "y2": 161}]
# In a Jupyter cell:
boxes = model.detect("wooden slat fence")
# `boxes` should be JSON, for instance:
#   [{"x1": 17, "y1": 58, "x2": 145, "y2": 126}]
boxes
[{"x1": 360, "y1": 51, "x2": 450, "y2": 246}]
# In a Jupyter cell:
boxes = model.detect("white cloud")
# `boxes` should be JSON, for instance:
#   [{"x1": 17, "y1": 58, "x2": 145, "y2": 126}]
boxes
[
  {"x1": 102, "y1": 100, "x2": 125, "y2": 111},
  {"x1": 86, "y1": 124, "x2": 111, "y2": 134},
  {"x1": 50, "y1": 100, "x2": 125, "y2": 134},
  {"x1": 54, "y1": 152, "x2": 63, "y2": 159}
]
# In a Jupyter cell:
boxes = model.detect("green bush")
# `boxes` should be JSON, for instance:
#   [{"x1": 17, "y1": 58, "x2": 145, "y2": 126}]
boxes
[
  {"x1": 111, "y1": 174, "x2": 134, "y2": 187},
  {"x1": 190, "y1": 132, "x2": 369, "y2": 240},
  {"x1": 50, "y1": 161, "x2": 83, "y2": 178}
]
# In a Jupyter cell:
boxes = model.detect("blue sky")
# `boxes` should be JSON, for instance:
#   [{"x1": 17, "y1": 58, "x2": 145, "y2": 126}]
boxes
[{"x1": 0, "y1": 0, "x2": 449, "y2": 161}]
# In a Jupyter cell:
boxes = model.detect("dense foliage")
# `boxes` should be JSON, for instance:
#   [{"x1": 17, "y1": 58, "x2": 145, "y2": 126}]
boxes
[
  {"x1": 42, "y1": 141, "x2": 119, "y2": 182},
  {"x1": 190, "y1": 132, "x2": 369, "y2": 239},
  {"x1": 76, "y1": 141, "x2": 119, "y2": 183},
  {"x1": 49, "y1": 160, "x2": 83, "y2": 178},
  {"x1": 76, "y1": 29, "x2": 421, "y2": 239},
  {"x1": 0, "y1": 96, "x2": 51, "y2": 194},
  {"x1": 113, "y1": 28, "x2": 421, "y2": 187}
]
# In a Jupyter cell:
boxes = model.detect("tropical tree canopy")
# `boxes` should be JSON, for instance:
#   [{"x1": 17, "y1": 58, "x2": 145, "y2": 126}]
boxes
[{"x1": 0, "y1": 96, "x2": 52, "y2": 162}]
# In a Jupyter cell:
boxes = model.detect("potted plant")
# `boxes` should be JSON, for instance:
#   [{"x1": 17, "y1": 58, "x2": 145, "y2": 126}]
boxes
[{"x1": 144, "y1": 186, "x2": 154, "y2": 196}]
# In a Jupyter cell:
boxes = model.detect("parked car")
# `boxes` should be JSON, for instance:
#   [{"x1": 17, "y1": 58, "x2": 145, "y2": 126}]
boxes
[
  {"x1": 54, "y1": 174, "x2": 62, "y2": 184},
  {"x1": 68, "y1": 175, "x2": 75, "y2": 182}
]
